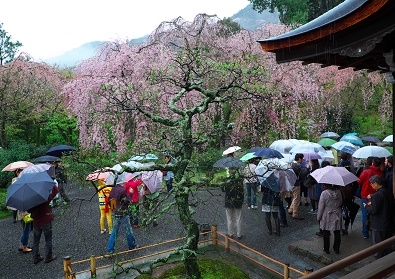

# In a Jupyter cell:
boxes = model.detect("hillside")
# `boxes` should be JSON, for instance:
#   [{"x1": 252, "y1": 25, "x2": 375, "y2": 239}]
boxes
[{"x1": 44, "y1": 5, "x2": 279, "y2": 68}]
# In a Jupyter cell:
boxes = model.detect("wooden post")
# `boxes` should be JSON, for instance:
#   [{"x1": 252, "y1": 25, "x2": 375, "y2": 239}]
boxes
[
  {"x1": 63, "y1": 256, "x2": 71, "y2": 279},
  {"x1": 304, "y1": 267, "x2": 314, "y2": 275},
  {"x1": 225, "y1": 235, "x2": 230, "y2": 251},
  {"x1": 283, "y1": 263, "x2": 290, "y2": 279},
  {"x1": 90, "y1": 255, "x2": 97, "y2": 277},
  {"x1": 211, "y1": 225, "x2": 218, "y2": 245}
]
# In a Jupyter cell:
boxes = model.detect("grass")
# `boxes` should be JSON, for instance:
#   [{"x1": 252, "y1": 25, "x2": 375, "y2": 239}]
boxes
[
  {"x1": 136, "y1": 258, "x2": 249, "y2": 279},
  {"x1": 0, "y1": 188, "x2": 12, "y2": 219}
]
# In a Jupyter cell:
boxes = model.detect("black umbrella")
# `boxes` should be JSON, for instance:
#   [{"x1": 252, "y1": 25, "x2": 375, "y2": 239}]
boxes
[
  {"x1": 33, "y1": 155, "x2": 61, "y2": 163},
  {"x1": 6, "y1": 171, "x2": 56, "y2": 211},
  {"x1": 360, "y1": 136, "x2": 381, "y2": 143},
  {"x1": 347, "y1": 201, "x2": 361, "y2": 226},
  {"x1": 213, "y1": 157, "x2": 245, "y2": 169},
  {"x1": 46, "y1": 145, "x2": 76, "y2": 157}
]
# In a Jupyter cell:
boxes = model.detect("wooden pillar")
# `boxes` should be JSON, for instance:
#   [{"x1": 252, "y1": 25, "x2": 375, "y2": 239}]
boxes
[
  {"x1": 211, "y1": 225, "x2": 218, "y2": 245},
  {"x1": 63, "y1": 256, "x2": 71, "y2": 279},
  {"x1": 283, "y1": 263, "x2": 290, "y2": 279},
  {"x1": 90, "y1": 255, "x2": 97, "y2": 277}
]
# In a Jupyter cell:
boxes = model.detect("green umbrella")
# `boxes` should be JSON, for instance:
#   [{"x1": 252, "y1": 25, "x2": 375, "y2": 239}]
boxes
[
  {"x1": 385, "y1": 147, "x2": 393, "y2": 154},
  {"x1": 240, "y1": 152, "x2": 258, "y2": 162},
  {"x1": 317, "y1": 138, "x2": 337, "y2": 147}
]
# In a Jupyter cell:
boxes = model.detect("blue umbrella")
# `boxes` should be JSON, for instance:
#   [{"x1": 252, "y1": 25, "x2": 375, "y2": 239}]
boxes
[
  {"x1": 6, "y1": 172, "x2": 56, "y2": 211},
  {"x1": 339, "y1": 135, "x2": 364, "y2": 147},
  {"x1": 252, "y1": 148, "x2": 284, "y2": 159}
]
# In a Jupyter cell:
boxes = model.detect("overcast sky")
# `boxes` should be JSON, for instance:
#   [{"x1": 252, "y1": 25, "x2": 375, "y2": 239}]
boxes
[{"x1": 2, "y1": 0, "x2": 250, "y2": 60}]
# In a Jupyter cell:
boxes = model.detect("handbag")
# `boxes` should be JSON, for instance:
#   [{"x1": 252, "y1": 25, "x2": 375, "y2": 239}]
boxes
[
  {"x1": 22, "y1": 213, "x2": 34, "y2": 223},
  {"x1": 341, "y1": 205, "x2": 350, "y2": 219}
]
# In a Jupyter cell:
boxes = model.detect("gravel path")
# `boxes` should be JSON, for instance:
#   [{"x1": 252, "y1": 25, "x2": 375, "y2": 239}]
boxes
[{"x1": 1, "y1": 183, "x2": 331, "y2": 279}]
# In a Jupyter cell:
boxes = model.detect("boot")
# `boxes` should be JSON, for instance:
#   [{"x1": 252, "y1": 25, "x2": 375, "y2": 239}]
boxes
[
  {"x1": 274, "y1": 218, "x2": 281, "y2": 236},
  {"x1": 265, "y1": 218, "x2": 273, "y2": 235},
  {"x1": 285, "y1": 197, "x2": 292, "y2": 208}
]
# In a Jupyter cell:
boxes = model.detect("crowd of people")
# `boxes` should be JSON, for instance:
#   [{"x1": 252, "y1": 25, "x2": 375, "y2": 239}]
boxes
[{"x1": 221, "y1": 149, "x2": 395, "y2": 260}]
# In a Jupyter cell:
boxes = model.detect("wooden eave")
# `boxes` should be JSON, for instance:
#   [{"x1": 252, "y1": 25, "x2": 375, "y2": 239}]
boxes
[{"x1": 258, "y1": 0, "x2": 395, "y2": 76}]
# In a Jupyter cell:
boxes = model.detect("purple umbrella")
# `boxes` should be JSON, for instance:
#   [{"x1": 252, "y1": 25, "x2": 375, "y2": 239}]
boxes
[{"x1": 310, "y1": 166, "x2": 358, "y2": 186}]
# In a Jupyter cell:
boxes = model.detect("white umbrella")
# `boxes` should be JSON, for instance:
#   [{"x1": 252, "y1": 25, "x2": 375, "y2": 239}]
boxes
[
  {"x1": 320, "y1": 132, "x2": 340, "y2": 139},
  {"x1": 352, "y1": 146, "x2": 392, "y2": 158},
  {"x1": 141, "y1": 170, "x2": 163, "y2": 193},
  {"x1": 222, "y1": 146, "x2": 241, "y2": 156},
  {"x1": 269, "y1": 139, "x2": 296, "y2": 154},
  {"x1": 310, "y1": 166, "x2": 358, "y2": 186},
  {"x1": 111, "y1": 161, "x2": 144, "y2": 173},
  {"x1": 289, "y1": 142, "x2": 325, "y2": 155},
  {"x1": 383, "y1": 135, "x2": 393, "y2": 143}
]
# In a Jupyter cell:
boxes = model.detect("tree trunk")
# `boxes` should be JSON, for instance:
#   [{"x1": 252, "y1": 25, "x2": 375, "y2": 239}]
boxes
[{"x1": 175, "y1": 189, "x2": 201, "y2": 279}]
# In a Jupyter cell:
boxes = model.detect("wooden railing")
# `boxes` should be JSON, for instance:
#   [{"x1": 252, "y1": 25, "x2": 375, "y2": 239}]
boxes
[{"x1": 63, "y1": 225, "x2": 309, "y2": 279}]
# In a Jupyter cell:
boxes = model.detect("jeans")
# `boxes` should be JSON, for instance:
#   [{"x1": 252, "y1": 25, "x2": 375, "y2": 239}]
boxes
[
  {"x1": 107, "y1": 215, "x2": 137, "y2": 253},
  {"x1": 246, "y1": 182, "x2": 258, "y2": 207},
  {"x1": 33, "y1": 223, "x2": 53, "y2": 261},
  {"x1": 20, "y1": 221, "x2": 32, "y2": 247},
  {"x1": 165, "y1": 178, "x2": 173, "y2": 192},
  {"x1": 279, "y1": 204, "x2": 287, "y2": 225},
  {"x1": 361, "y1": 198, "x2": 369, "y2": 237}
]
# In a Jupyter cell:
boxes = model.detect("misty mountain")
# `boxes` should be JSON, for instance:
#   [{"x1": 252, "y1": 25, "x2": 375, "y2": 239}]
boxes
[{"x1": 44, "y1": 5, "x2": 279, "y2": 68}]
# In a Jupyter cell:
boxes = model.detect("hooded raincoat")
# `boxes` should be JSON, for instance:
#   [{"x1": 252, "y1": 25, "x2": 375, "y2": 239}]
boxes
[{"x1": 317, "y1": 188, "x2": 342, "y2": 231}]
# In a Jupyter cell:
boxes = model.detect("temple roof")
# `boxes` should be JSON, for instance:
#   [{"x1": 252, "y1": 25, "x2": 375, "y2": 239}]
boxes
[{"x1": 258, "y1": 0, "x2": 395, "y2": 82}]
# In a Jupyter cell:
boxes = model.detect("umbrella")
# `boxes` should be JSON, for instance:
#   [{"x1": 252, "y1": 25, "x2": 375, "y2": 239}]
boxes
[
  {"x1": 339, "y1": 135, "x2": 364, "y2": 147},
  {"x1": 347, "y1": 201, "x2": 361, "y2": 226},
  {"x1": 360, "y1": 136, "x2": 381, "y2": 144},
  {"x1": 317, "y1": 138, "x2": 337, "y2": 147},
  {"x1": 46, "y1": 145, "x2": 76, "y2": 157},
  {"x1": 252, "y1": 147, "x2": 284, "y2": 159},
  {"x1": 255, "y1": 164, "x2": 296, "y2": 192},
  {"x1": 128, "y1": 153, "x2": 158, "y2": 161},
  {"x1": 33, "y1": 155, "x2": 61, "y2": 163},
  {"x1": 320, "y1": 132, "x2": 340, "y2": 139},
  {"x1": 112, "y1": 161, "x2": 144, "y2": 173},
  {"x1": 213, "y1": 157, "x2": 245, "y2": 169},
  {"x1": 352, "y1": 146, "x2": 392, "y2": 159},
  {"x1": 6, "y1": 171, "x2": 56, "y2": 211},
  {"x1": 383, "y1": 135, "x2": 393, "y2": 143},
  {"x1": 331, "y1": 141, "x2": 357, "y2": 155},
  {"x1": 289, "y1": 142, "x2": 325, "y2": 154},
  {"x1": 269, "y1": 140, "x2": 296, "y2": 154},
  {"x1": 240, "y1": 152, "x2": 259, "y2": 162},
  {"x1": 20, "y1": 163, "x2": 54, "y2": 178},
  {"x1": 2, "y1": 161, "x2": 34, "y2": 172},
  {"x1": 222, "y1": 146, "x2": 241, "y2": 156},
  {"x1": 297, "y1": 150, "x2": 322, "y2": 160},
  {"x1": 310, "y1": 166, "x2": 359, "y2": 186},
  {"x1": 141, "y1": 170, "x2": 163, "y2": 193},
  {"x1": 86, "y1": 167, "x2": 116, "y2": 185}
]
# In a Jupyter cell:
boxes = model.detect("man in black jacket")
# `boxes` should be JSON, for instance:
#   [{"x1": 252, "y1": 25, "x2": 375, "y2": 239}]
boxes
[{"x1": 365, "y1": 175, "x2": 394, "y2": 259}]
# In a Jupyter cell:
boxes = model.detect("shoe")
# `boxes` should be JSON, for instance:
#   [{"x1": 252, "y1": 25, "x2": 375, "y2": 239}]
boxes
[
  {"x1": 153, "y1": 220, "x2": 158, "y2": 227},
  {"x1": 334, "y1": 249, "x2": 339, "y2": 254},
  {"x1": 280, "y1": 223, "x2": 288, "y2": 227},
  {"x1": 34, "y1": 256, "x2": 44, "y2": 264},
  {"x1": 292, "y1": 216, "x2": 304, "y2": 220},
  {"x1": 308, "y1": 209, "x2": 317, "y2": 214},
  {"x1": 288, "y1": 211, "x2": 293, "y2": 215},
  {"x1": 316, "y1": 232, "x2": 323, "y2": 237},
  {"x1": 252, "y1": 205, "x2": 257, "y2": 209},
  {"x1": 342, "y1": 229, "x2": 348, "y2": 235},
  {"x1": 133, "y1": 224, "x2": 141, "y2": 228},
  {"x1": 305, "y1": 202, "x2": 309, "y2": 206},
  {"x1": 323, "y1": 248, "x2": 329, "y2": 254},
  {"x1": 23, "y1": 248, "x2": 32, "y2": 253},
  {"x1": 44, "y1": 255, "x2": 57, "y2": 263},
  {"x1": 108, "y1": 231, "x2": 112, "y2": 235},
  {"x1": 363, "y1": 235, "x2": 369, "y2": 239},
  {"x1": 275, "y1": 231, "x2": 280, "y2": 236},
  {"x1": 129, "y1": 244, "x2": 140, "y2": 250},
  {"x1": 247, "y1": 206, "x2": 251, "y2": 210},
  {"x1": 237, "y1": 235, "x2": 243, "y2": 240},
  {"x1": 101, "y1": 229, "x2": 107, "y2": 234}
]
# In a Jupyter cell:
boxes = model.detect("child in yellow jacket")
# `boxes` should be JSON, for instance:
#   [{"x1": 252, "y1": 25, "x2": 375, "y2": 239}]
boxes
[{"x1": 98, "y1": 179, "x2": 113, "y2": 234}]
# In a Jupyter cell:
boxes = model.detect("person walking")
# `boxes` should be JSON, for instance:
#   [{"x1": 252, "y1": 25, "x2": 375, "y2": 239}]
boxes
[
  {"x1": 97, "y1": 179, "x2": 112, "y2": 234},
  {"x1": 163, "y1": 155, "x2": 175, "y2": 192},
  {"x1": 243, "y1": 158, "x2": 259, "y2": 209},
  {"x1": 317, "y1": 184, "x2": 342, "y2": 254},
  {"x1": 357, "y1": 157, "x2": 384, "y2": 238},
  {"x1": 29, "y1": 183, "x2": 59, "y2": 264},
  {"x1": 51, "y1": 161, "x2": 71, "y2": 205},
  {"x1": 384, "y1": 155, "x2": 393, "y2": 189},
  {"x1": 107, "y1": 182, "x2": 139, "y2": 254},
  {"x1": 364, "y1": 175, "x2": 395, "y2": 259},
  {"x1": 221, "y1": 168, "x2": 244, "y2": 240},
  {"x1": 288, "y1": 153, "x2": 309, "y2": 220}
]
